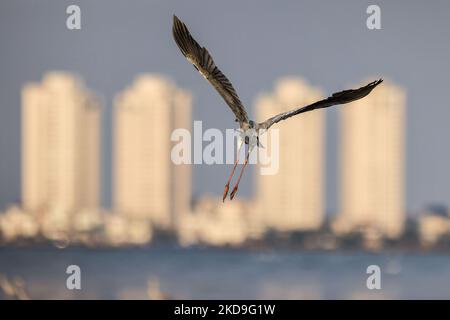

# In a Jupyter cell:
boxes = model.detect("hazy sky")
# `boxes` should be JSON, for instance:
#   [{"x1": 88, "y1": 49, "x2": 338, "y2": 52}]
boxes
[{"x1": 1, "y1": 0, "x2": 449, "y2": 215}]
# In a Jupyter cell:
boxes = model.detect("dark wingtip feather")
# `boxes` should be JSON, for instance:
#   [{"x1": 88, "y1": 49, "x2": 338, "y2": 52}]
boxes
[
  {"x1": 172, "y1": 15, "x2": 183, "y2": 35},
  {"x1": 368, "y1": 78, "x2": 383, "y2": 91},
  {"x1": 371, "y1": 78, "x2": 383, "y2": 87},
  {"x1": 172, "y1": 15, "x2": 190, "y2": 57}
]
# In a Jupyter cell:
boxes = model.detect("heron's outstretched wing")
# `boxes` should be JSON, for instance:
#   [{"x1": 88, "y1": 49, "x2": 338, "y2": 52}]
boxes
[
  {"x1": 259, "y1": 79, "x2": 383, "y2": 130},
  {"x1": 172, "y1": 15, "x2": 249, "y2": 125}
]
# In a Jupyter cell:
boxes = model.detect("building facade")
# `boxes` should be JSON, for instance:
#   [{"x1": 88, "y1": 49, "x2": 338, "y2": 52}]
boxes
[
  {"x1": 113, "y1": 74, "x2": 191, "y2": 229},
  {"x1": 334, "y1": 80, "x2": 405, "y2": 239},
  {"x1": 21, "y1": 72, "x2": 100, "y2": 217},
  {"x1": 254, "y1": 77, "x2": 325, "y2": 232}
]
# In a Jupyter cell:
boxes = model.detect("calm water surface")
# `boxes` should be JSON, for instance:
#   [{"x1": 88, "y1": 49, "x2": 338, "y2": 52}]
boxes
[{"x1": 0, "y1": 246, "x2": 449, "y2": 299}]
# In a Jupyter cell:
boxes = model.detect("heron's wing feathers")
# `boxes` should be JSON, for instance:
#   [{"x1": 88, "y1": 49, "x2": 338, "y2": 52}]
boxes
[
  {"x1": 172, "y1": 15, "x2": 249, "y2": 124},
  {"x1": 259, "y1": 79, "x2": 383, "y2": 129}
]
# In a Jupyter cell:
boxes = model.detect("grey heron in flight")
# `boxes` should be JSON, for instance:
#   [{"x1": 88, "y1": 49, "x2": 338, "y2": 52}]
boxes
[{"x1": 172, "y1": 15, "x2": 382, "y2": 201}]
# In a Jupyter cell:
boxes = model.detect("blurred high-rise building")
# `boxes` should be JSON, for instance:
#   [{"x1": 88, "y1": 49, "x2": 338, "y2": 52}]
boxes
[
  {"x1": 333, "y1": 80, "x2": 405, "y2": 239},
  {"x1": 113, "y1": 75, "x2": 192, "y2": 229},
  {"x1": 254, "y1": 77, "x2": 325, "y2": 232},
  {"x1": 21, "y1": 72, "x2": 100, "y2": 216}
]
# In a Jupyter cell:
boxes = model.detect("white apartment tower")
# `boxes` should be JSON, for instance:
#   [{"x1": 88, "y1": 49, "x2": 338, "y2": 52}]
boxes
[
  {"x1": 255, "y1": 77, "x2": 325, "y2": 232},
  {"x1": 114, "y1": 75, "x2": 191, "y2": 229},
  {"x1": 334, "y1": 80, "x2": 405, "y2": 238},
  {"x1": 21, "y1": 72, "x2": 100, "y2": 214}
]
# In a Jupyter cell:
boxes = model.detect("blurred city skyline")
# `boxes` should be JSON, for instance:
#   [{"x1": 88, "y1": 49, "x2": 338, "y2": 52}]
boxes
[
  {"x1": 1, "y1": 71, "x2": 406, "y2": 248},
  {"x1": 1, "y1": 0, "x2": 450, "y2": 215}
]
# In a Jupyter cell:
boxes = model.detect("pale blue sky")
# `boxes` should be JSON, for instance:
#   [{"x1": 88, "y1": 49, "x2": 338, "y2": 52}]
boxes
[{"x1": 1, "y1": 0, "x2": 449, "y2": 215}]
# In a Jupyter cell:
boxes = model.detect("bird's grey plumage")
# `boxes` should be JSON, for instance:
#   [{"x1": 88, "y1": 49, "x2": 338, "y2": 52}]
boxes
[
  {"x1": 172, "y1": 15, "x2": 383, "y2": 135},
  {"x1": 258, "y1": 79, "x2": 384, "y2": 130},
  {"x1": 172, "y1": 15, "x2": 249, "y2": 125},
  {"x1": 172, "y1": 15, "x2": 383, "y2": 201}
]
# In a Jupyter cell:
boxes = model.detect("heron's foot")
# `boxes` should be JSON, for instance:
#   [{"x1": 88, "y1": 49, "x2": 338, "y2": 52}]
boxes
[
  {"x1": 222, "y1": 183, "x2": 230, "y2": 202},
  {"x1": 230, "y1": 186, "x2": 238, "y2": 200}
]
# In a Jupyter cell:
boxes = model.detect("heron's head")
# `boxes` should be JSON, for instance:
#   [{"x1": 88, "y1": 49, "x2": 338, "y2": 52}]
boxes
[{"x1": 249, "y1": 120, "x2": 256, "y2": 129}]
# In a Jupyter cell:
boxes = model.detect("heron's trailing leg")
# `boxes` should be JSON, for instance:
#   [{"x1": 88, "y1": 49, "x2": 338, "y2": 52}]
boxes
[
  {"x1": 230, "y1": 149, "x2": 251, "y2": 200},
  {"x1": 223, "y1": 139, "x2": 244, "y2": 202}
]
